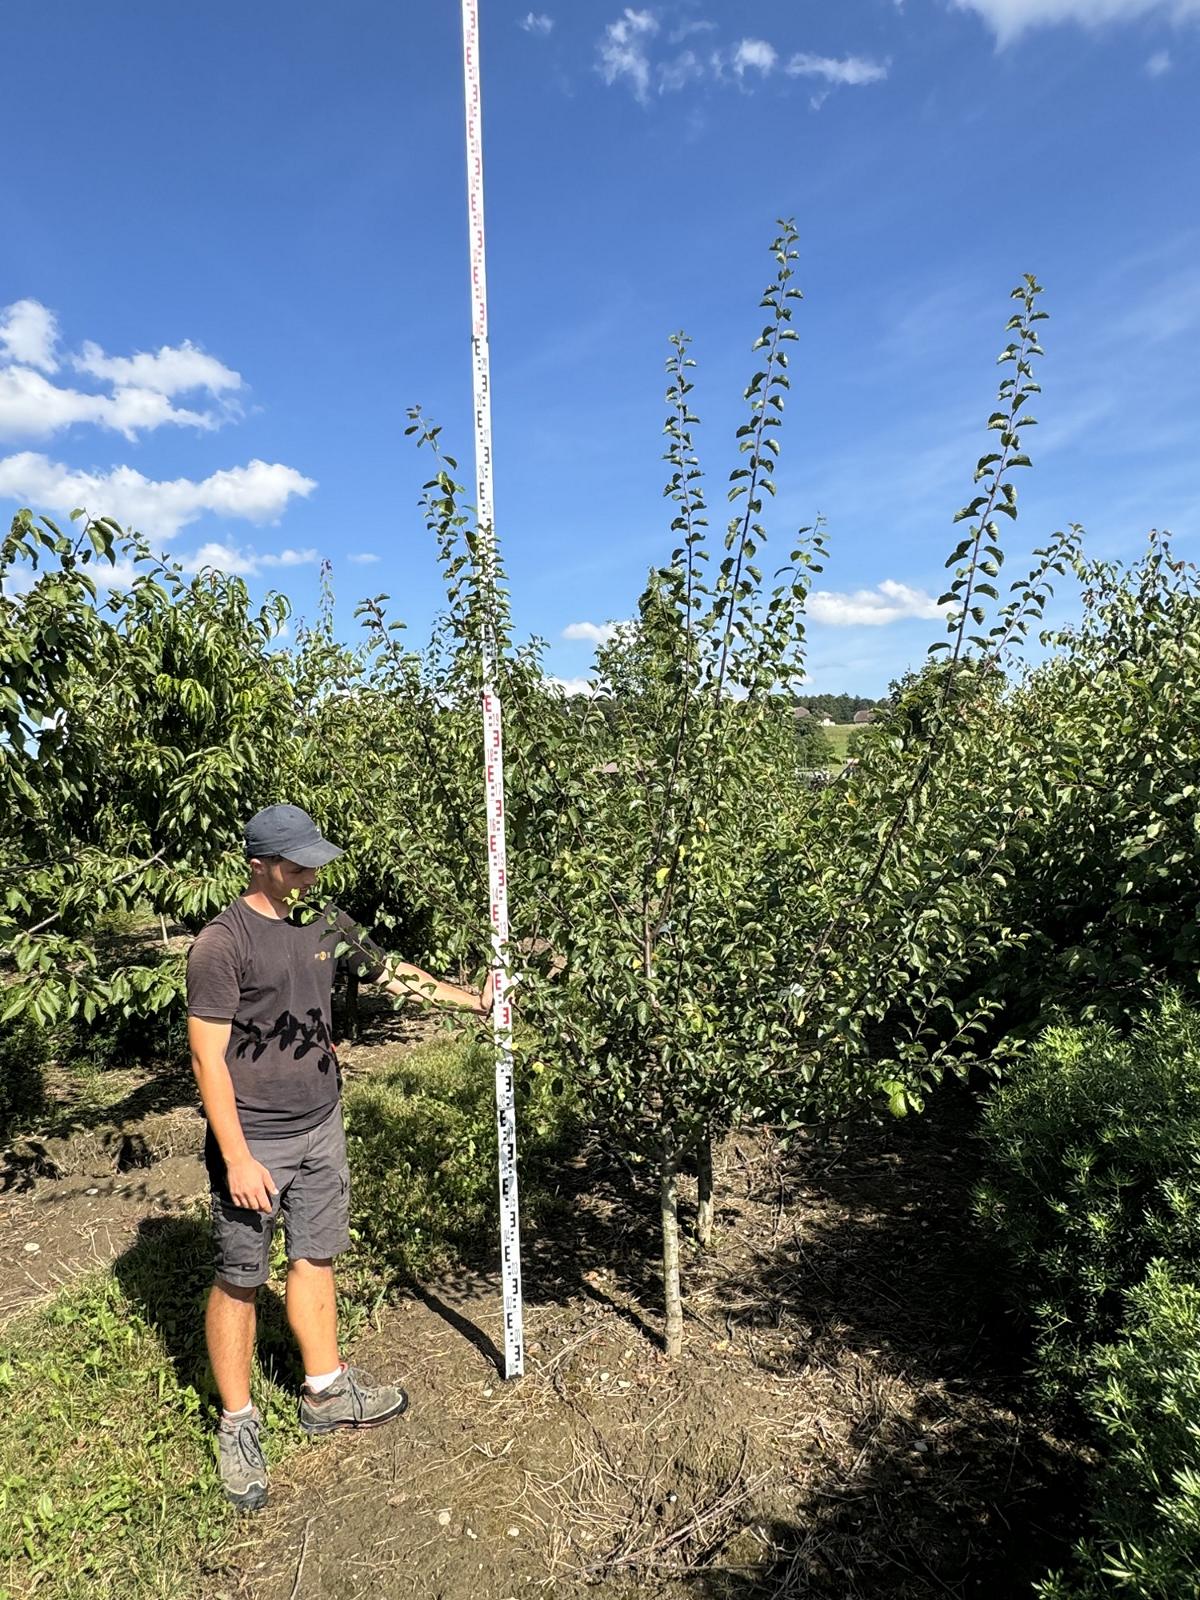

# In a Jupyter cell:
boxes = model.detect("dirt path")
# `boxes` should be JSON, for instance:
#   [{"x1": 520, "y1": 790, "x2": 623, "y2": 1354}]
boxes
[{"x1": 217, "y1": 1100, "x2": 1087, "y2": 1600}]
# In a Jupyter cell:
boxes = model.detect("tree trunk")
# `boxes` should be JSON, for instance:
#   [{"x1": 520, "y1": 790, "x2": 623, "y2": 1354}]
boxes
[
  {"x1": 661, "y1": 1137, "x2": 683, "y2": 1360},
  {"x1": 696, "y1": 1127, "x2": 714, "y2": 1249}
]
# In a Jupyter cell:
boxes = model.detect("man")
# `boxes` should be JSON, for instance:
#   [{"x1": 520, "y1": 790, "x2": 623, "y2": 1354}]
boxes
[{"x1": 187, "y1": 803, "x2": 490, "y2": 1512}]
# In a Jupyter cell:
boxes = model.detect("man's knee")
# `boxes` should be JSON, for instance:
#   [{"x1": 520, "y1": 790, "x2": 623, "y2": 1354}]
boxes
[
  {"x1": 288, "y1": 1256, "x2": 334, "y2": 1272},
  {"x1": 213, "y1": 1276, "x2": 260, "y2": 1303}
]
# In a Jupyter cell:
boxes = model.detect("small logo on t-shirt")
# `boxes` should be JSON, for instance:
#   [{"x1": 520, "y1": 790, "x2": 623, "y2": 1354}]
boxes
[{"x1": 315, "y1": 951, "x2": 330, "y2": 961}]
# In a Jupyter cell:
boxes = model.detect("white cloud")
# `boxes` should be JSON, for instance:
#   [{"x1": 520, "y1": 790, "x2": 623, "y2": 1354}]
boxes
[
  {"x1": 0, "y1": 300, "x2": 60, "y2": 373},
  {"x1": 348, "y1": 551, "x2": 380, "y2": 564},
  {"x1": 0, "y1": 300, "x2": 243, "y2": 440},
  {"x1": 807, "y1": 580, "x2": 945, "y2": 627},
  {"x1": 1145, "y1": 46, "x2": 1173, "y2": 70},
  {"x1": 597, "y1": 8, "x2": 659, "y2": 101},
  {"x1": 949, "y1": 0, "x2": 1200, "y2": 46},
  {"x1": 785, "y1": 51, "x2": 889, "y2": 85},
  {"x1": 0, "y1": 451, "x2": 316, "y2": 539},
  {"x1": 72, "y1": 339, "x2": 242, "y2": 397},
  {"x1": 563, "y1": 619, "x2": 629, "y2": 645},
  {"x1": 179, "y1": 542, "x2": 318, "y2": 577},
  {"x1": 519, "y1": 11, "x2": 554, "y2": 35},
  {"x1": 733, "y1": 38, "x2": 778, "y2": 75},
  {"x1": 0, "y1": 364, "x2": 221, "y2": 441}
]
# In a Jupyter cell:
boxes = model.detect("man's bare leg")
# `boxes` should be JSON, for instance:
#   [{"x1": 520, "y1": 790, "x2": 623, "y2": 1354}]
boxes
[
  {"x1": 206, "y1": 1280, "x2": 258, "y2": 1412},
  {"x1": 286, "y1": 1257, "x2": 340, "y2": 1377}
]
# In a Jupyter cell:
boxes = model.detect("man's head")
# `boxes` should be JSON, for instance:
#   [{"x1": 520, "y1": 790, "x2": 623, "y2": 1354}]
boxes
[{"x1": 243, "y1": 805, "x2": 342, "y2": 904}]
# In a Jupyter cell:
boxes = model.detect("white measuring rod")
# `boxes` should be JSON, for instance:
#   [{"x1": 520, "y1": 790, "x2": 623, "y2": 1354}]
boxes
[{"x1": 461, "y1": 0, "x2": 524, "y2": 1381}]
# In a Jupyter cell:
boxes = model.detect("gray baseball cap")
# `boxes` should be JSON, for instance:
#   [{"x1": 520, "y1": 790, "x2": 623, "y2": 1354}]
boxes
[{"x1": 244, "y1": 804, "x2": 344, "y2": 868}]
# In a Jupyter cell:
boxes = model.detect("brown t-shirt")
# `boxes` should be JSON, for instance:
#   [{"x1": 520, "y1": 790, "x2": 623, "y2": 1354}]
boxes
[{"x1": 186, "y1": 898, "x2": 387, "y2": 1139}]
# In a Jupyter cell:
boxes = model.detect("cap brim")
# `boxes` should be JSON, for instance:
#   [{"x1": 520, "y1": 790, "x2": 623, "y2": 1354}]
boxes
[{"x1": 282, "y1": 840, "x2": 344, "y2": 868}]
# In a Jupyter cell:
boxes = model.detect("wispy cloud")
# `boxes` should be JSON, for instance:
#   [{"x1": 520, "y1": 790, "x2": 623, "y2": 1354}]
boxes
[
  {"x1": 0, "y1": 299, "x2": 244, "y2": 440},
  {"x1": 597, "y1": 8, "x2": 659, "y2": 102},
  {"x1": 348, "y1": 551, "x2": 380, "y2": 564},
  {"x1": 807, "y1": 580, "x2": 946, "y2": 627},
  {"x1": 733, "y1": 38, "x2": 778, "y2": 76},
  {"x1": 519, "y1": 12, "x2": 554, "y2": 36},
  {"x1": 595, "y1": 14, "x2": 888, "y2": 102},
  {"x1": 563, "y1": 618, "x2": 629, "y2": 645},
  {"x1": 659, "y1": 48, "x2": 706, "y2": 91},
  {"x1": 0, "y1": 451, "x2": 316, "y2": 539},
  {"x1": 1145, "y1": 47, "x2": 1173, "y2": 72},
  {"x1": 785, "y1": 51, "x2": 890, "y2": 85},
  {"x1": 669, "y1": 18, "x2": 717, "y2": 43},
  {"x1": 949, "y1": 0, "x2": 1200, "y2": 47}
]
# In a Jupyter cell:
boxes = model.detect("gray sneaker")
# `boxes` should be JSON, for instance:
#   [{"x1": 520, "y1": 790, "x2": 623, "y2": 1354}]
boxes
[
  {"x1": 299, "y1": 1363, "x2": 409, "y2": 1436},
  {"x1": 216, "y1": 1406, "x2": 268, "y2": 1512}
]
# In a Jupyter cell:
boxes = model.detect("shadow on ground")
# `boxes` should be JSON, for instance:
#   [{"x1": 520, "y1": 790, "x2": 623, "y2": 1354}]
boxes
[{"x1": 111, "y1": 1213, "x2": 305, "y2": 1406}]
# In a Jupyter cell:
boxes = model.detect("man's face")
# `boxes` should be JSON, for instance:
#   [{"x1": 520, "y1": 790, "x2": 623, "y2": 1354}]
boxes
[{"x1": 258, "y1": 857, "x2": 318, "y2": 905}]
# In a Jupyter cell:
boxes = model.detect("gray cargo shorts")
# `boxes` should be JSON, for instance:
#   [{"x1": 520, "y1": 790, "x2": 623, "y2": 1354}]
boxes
[{"x1": 205, "y1": 1105, "x2": 350, "y2": 1289}]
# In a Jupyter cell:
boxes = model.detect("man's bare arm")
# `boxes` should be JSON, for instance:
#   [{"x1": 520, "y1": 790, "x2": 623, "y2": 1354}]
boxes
[
  {"x1": 372, "y1": 961, "x2": 493, "y2": 1016},
  {"x1": 188, "y1": 1016, "x2": 277, "y2": 1213}
]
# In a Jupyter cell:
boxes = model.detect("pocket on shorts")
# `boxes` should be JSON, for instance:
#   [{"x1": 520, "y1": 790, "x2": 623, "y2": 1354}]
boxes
[{"x1": 210, "y1": 1194, "x2": 274, "y2": 1285}]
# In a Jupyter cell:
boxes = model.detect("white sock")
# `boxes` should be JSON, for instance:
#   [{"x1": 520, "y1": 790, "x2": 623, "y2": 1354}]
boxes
[
  {"x1": 222, "y1": 1401, "x2": 254, "y2": 1423},
  {"x1": 304, "y1": 1363, "x2": 344, "y2": 1394}
]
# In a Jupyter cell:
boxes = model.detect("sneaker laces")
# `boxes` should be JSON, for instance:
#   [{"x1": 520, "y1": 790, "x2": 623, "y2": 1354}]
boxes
[
  {"x1": 343, "y1": 1367, "x2": 367, "y2": 1423},
  {"x1": 228, "y1": 1416, "x2": 266, "y2": 1471}
]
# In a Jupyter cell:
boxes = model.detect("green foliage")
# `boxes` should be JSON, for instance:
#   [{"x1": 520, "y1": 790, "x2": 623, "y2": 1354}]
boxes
[
  {"x1": 0, "y1": 1016, "x2": 50, "y2": 1139},
  {"x1": 978, "y1": 993, "x2": 1200, "y2": 1388},
  {"x1": 1, "y1": 513, "x2": 300, "y2": 1031},
  {"x1": 61, "y1": 994, "x2": 189, "y2": 1078},
  {"x1": 344, "y1": 1034, "x2": 578, "y2": 1280},
  {"x1": 1038, "y1": 1264, "x2": 1200, "y2": 1600},
  {"x1": 980, "y1": 996, "x2": 1200, "y2": 1598}
]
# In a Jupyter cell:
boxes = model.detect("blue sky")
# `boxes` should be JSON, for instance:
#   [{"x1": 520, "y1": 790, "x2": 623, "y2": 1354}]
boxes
[{"x1": 2, "y1": 0, "x2": 1196, "y2": 695}]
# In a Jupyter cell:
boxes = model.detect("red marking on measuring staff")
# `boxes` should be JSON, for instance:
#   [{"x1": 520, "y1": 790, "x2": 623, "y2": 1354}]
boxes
[{"x1": 461, "y1": 0, "x2": 524, "y2": 1382}]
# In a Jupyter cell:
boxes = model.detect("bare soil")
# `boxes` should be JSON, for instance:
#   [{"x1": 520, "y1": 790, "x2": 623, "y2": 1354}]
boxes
[{"x1": 216, "y1": 1097, "x2": 1088, "y2": 1600}]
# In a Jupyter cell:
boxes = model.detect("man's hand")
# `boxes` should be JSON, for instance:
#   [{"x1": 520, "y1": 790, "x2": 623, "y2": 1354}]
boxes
[
  {"x1": 225, "y1": 1157, "x2": 279, "y2": 1213},
  {"x1": 478, "y1": 970, "x2": 495, "y2": 1018}
]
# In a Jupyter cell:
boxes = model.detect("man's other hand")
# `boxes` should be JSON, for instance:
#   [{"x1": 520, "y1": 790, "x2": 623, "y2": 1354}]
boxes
[{"x1": 226, "y1": 1158, "x2": 279, "y2": 1213}]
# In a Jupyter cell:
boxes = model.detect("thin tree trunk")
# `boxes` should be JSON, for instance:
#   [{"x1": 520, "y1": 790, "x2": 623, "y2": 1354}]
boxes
[
  {"x1": 696, "y1": 1127, "x2": 714, "y2": 1249},
  {"x1": 661, "y1": 1136, "x2": 683, "y2": 1360}
]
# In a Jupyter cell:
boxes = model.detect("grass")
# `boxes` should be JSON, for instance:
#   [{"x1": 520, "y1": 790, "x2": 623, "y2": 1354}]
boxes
[
  {"x1": 0, "y1": 1032, "x2": 576, "y2": 1600},
  {"x1": 822, "y1": 724, "x2": 858, "y2": 765}
]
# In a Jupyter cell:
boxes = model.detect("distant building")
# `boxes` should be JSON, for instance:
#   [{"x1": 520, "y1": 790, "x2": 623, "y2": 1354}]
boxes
[
  {"x1": 793, "y1": 706, "x2": 811, "y2": 720},
  {"x1": 819, "y1": 716, "x2": 835, "y2": 726},
  {"x1": 853, "y1": 708, "x2": 877, "y2": 724}
]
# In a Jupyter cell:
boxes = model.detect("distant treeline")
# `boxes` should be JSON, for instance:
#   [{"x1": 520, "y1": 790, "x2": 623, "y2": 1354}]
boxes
[{"x1": 791, "y1": 694, "x2": 883, "y2": 722}]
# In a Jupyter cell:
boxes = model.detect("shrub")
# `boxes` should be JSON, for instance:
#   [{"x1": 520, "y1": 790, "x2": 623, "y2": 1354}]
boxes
[
  {"x1": 0, "y1": 1017, "x2": 50, "y2": 1140},
  {"x1": 979, "y1": 994, "x2": 1200, "y2": 1598},
  {"x1": 976, "y1": 991, "x2": 1200, "y2": 1396},
  {"x1": 1039, "y1": 1264, "x2": 1200, "y2": 1600},
  {"x1": 344, "y1": 1033, "x2": 578, "y2": 1280}
]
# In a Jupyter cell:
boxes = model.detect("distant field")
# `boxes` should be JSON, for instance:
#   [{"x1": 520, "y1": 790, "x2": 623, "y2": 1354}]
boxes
[{"x1": 822, "y1": 723, "x2": 857, "y2": 765}]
